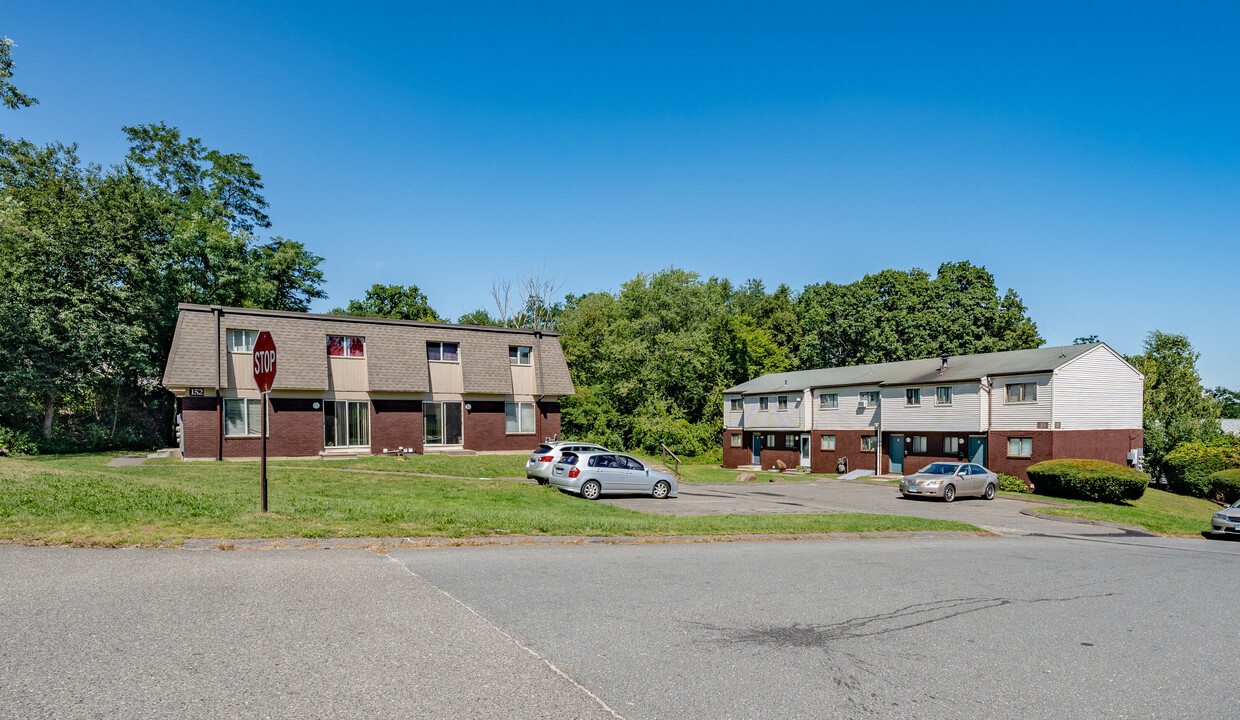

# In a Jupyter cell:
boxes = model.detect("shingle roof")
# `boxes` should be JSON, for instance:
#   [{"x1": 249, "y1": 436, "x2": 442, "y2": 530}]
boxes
[
  {"x1": 163, "y1": 304, "x2": 574, "y2": 396},
  {"x1": 724, "y1": 343, "x2": 1103, "y2": 395}
]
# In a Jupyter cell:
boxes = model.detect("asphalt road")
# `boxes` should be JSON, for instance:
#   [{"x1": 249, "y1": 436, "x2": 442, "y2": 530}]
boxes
[{"x1": 3, "y1": 533, "x2": 1236, "y2": 719}]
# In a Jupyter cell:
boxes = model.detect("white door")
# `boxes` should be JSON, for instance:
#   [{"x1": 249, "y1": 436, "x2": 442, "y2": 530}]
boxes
[{"x1": 799, "y1": 434, "x2": 811, "y2": 468}]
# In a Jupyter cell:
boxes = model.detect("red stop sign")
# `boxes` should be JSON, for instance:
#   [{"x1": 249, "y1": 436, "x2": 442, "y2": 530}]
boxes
[{"x1": 252, "y1": 331, "x2": 277, "y2": 393}]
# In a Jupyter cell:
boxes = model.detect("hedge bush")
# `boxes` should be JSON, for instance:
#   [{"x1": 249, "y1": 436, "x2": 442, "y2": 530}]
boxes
[
  {"x1": 1162, "y1": 439, "x2": 1240, "y2": 498},
  {"x1": 1025, "y1": 459, "x2": 1148, "y2": 504},
  {"x1": 998, "y1": 473, "x2": 1031, "y2": 493},
  {"x1": 0, "y1": 426, "x2": 39, "y2": 456},
  {"x1": 1209, "y1": 469, "x2": 1240, "y2": 505}
]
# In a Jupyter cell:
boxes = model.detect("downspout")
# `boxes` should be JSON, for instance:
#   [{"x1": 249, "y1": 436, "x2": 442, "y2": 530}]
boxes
[{"x1": 214, "y1": 306, "x2": 223, "y2": 461}]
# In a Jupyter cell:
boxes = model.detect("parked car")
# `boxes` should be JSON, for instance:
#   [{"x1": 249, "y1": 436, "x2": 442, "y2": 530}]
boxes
[
  {"x1": 549, "y1": 451, "x2": 678, "y2": 500},
  {"x1": 900, "y1": 462, "x2": 998, "y2": 502},
  {"x1": 1210, "y1": 498, "x2": 1240, "y2": 538},
  {"x1": 526, "y1": 441, "x2": 610, "y2": 484}
]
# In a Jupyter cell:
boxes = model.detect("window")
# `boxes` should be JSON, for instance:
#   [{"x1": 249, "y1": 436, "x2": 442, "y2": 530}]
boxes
[
  {"x1": 905, "y1": 389, "x2": 921, "y2": 406},
  {"x1": 760, "y1": 397, "x2": 769, "y2": 411},
  {"x1": 821, "y1": 435, "x2": 836, "y2": 451},
  {"x1": 730, "y1": 433, "x2": 743, "y2": 447},
  {"x1": 936, "y1": 387, "x2": 952, "y2": 405},
  {"x1": 861, "y1": 391, "x2": 880, "y2": 407},
  {"x1": 765, "y1": 434, "x2": 775, "y2": 447},
  {"x1": 820, "y1": 393, "x2": 838, "y2": 410},
  {"x1": 223, "y1": 398, "x2": 266, "y2": 436},
  {"x1": 784, "y1": 434, "x2": 798, "y2": 449},
  {"x1": 910, "y1": 436, "x2": 927, "y2": 453},
  {"x1": 509, "y1": 346, "x2": 532, "y2": 366},
  {"x1": 777, "y1": 396, "x2": 788, "y2": 411},
  {"x1": 730, "y1": 398, "x2": 743, "y2": 412},
  {"x1": 505, "y1": 402, "x2": 536, "y2": 434},
  {"x1": 1007, "y1": 437, "x2": 1033, "y2": 457},
  {"x1": 327, "y1": 336, "x2": 365, "y2": 357},
  {"x1": 861, "y1": 435, "x2": 877, "y2": 451},
  {"x1": 324, "y1": 400, "x2": 369, "y2": 447},
  {"x1": 944, "y1": 436, "x2": 963, "y2": 454},
  {"x1": 426, "y1": 341, "x2": 460, "y2": 362},
  {"x1": 1005, "y1": 382, "x2": 1037, "y2": 403},
  {"x1": 620, "y1": 456, "x2": 645, "y2": 471},
  {"x1": 423, "y1": 401, "x2": 463, "y2": 445},
  {"x1": 227, "y1": 329, "x2": 258, "y2": 353}
]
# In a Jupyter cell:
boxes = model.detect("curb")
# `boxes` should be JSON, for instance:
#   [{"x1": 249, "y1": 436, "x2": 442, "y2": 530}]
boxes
[{"x1": 1018, "y1": 508, "x2": 1157, "y2": 537}]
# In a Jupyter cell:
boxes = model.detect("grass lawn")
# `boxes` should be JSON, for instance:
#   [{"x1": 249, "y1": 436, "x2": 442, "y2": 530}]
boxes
[
  {"x1": 1002, "y1": 487, "x2": 1220, "y2": 536},
  {"x1": 630, "y1": 455, "x2": 838, "y2": 483},
  {"x1": 263, "y1": 453, "x2": 532, "y2": 478},
  {"x1": 0, "y1": 454, "x2": 980, "y2": 546}
]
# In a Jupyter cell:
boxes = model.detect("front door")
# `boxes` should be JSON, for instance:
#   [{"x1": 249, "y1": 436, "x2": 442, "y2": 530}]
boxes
[
  {"x1": 889, "y1": 434, "x2": 904, "y2": 475},
  {"x1": 799, "y1": 434, "x2": 811, "y2": 468},
  {"x1": 967, "y1": 436, "x2": 987, "y2": 466},
  {"x1": 751, "y1": 434, "x2": 761, "y2": 465},
  {"x1": 424, "y1": 401, "x2": 464, "y2": 446}
]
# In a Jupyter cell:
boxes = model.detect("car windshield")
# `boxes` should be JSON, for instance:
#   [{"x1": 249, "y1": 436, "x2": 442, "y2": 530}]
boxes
[
  {"x1": 919, "y1": 463, "x2": 960, "y2": 475},
  {"x1": 536, "y1": 444, "x2": 553, "y2": 454},
  {"x1": 1232, "y1": 498, "x2": 1240, "y2": 509}
]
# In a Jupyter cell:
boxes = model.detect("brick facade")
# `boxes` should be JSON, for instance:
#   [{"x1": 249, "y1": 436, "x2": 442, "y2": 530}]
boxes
[
  {"x1": 463, "y1": 400, "x2": 562, "y2": 451},
  {"x1": 810, "y1": 430, "x2": 878, "y2": 474},
  {"x1": 371, "y1": 400, "x2": 423, "y2": 454},
  {"x1": 182, "y1": 396, "x2": 220, "y2": 460}
]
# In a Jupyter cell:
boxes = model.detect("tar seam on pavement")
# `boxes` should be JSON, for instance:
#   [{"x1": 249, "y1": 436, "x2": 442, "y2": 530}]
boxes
[{"x1": 382, "y1": 553, "x2": 631, "y2": 720}]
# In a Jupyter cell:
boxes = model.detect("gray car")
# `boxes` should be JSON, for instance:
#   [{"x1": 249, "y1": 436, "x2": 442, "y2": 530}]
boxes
[
  {"x1": 900, "y1": 462, "x2": 998, "y2": 502},
  {"x1": 549, "y1": 451, "x2": 678, "y2": 500},
  {"x1": 526, "y1": 441, "x2": 610, "y2": 484},
  {"x1": 1210, "y1": 498, "x2": 1240, "y2": 538}
]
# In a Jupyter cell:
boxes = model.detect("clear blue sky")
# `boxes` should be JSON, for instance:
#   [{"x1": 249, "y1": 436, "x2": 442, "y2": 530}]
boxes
[{"x1": 6, "y1": 2, "x2": 1238, "y2": 387}]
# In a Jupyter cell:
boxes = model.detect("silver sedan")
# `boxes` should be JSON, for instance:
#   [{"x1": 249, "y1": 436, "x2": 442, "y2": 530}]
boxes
[
  {"x1": 1210, "y1": 499, "x2": 1240, "y2": 538},
  {"x1": 549, "y1": 451, "x2": 678, "y2": 500},
  {"x1": 525, "y1": 441, "x2": 610, "y2": 484},
  {"x1": 900, "y1": 462, "x2": 998, "y2": 502}
]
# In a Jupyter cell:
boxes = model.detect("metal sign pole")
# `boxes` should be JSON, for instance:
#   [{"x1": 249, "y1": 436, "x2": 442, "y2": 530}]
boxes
[{"x1": 261, "y1": 391, "x2": 268, "y2": 513}]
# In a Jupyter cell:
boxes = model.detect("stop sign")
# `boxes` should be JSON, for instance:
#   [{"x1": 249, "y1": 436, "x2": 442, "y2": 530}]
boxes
[{"x1": 252, "y1": 331, "x2": 277, "y2": 393}]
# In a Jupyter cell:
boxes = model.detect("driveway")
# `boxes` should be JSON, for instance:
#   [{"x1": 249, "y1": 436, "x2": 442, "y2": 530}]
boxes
[{"x1": 600, "y1": 478, "x2": 1132, "y2": 537}]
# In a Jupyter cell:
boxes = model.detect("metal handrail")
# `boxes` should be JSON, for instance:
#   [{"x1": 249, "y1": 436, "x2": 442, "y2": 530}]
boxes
[{"x1": 660, "y1": 444, "x2": 681, "y2": 478}]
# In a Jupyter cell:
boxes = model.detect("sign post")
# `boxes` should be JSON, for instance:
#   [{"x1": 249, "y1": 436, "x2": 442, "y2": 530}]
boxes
[{"x1": 252, "y1": 331, "x2": 278, "y2": 513}]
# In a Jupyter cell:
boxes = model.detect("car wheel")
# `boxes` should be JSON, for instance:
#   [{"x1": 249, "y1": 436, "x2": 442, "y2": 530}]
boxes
[
  {"x1": 652, "y1": 480, "x2": 671, "y2": 499},
  {"x1": 943, "y1": 484, "x2": 956, "y2": 503},
  {"x1": 581, "y1": 480, "x2": 602, "y2": 501},
  {"x1": 537, "y1": 477, "x2": 549, "y2": 485},
  {"x1": 983, "y1": 483, "x2": 996, "y2": 500}
]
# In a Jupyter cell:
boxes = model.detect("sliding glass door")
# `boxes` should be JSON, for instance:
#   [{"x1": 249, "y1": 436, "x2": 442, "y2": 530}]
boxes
[
  {"x1": 324, "y1": 400, "x2": 370, "y2": 448},
  {"x1": 423, "y1": 401, "x2": 463, "y2": 446}
]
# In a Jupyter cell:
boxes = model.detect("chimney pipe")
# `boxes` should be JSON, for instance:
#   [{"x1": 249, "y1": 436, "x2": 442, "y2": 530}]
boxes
[{"x1": 939, "y1": 352, "x2": 949, "y2": 374}]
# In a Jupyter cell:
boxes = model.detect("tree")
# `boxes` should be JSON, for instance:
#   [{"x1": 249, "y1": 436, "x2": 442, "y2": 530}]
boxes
[
  {"x1": 1207, "y1": 387, "x2": 1240, "y2": 420},
  {"x1": 457, "y1": 309, "x2": 501, "y2": 326},
  {"x1": 1, "y1": 37, "x2": 37, "y2": 109},
  {"x1": 1074, "y1": 335, "x2": 1100, "y2": 344},
  {"x1": 250, "y1": 238, "x2": 327, "y2": 312},
  {"x1": 333, "y1": 284, "x2": 443, "y2": 322},
  {"x1": 1127, "y1": 331, "x2": 1221, "y2": 477}
]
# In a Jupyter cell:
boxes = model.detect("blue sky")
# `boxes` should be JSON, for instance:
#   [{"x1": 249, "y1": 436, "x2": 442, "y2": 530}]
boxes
[{"x1": 6, "y1": 2, "x2": 1238, "y2": 387}]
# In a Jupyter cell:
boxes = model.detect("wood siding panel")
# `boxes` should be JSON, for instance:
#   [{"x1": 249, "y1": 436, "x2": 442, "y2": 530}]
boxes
[
  {"x1": 1052, "y1": 346, "x2": 1144, "y2": 430},
  {"x1": 327, "y1": 357, "x2": 369, "y2": 392},
  {"x1": 429, "y1": 362, "x2": 464, "y2": 394},
  {"x1": 990, "y1": 374, "x2": 1053, "y2": 431},
  {"x1": 811, "y1": 386, "x2": 880, "y2": 431},
  {"x1": 226, "y1": 353, "x2": 257, "y2": 390},
  {"x1": 510, "y1": 365, "x2": 536, "y2": 395},
  {"x1": 743, "y1": 393, "x2": 805, "y2": 431},
  {"x1": 879, "y1": 383, "x2": 983, "y2": 433}
]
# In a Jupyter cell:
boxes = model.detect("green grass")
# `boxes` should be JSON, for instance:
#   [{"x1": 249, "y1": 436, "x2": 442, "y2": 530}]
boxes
[
  {"x1": 630, "y1": 455, "x2": 837, "y2": 483},
  {"x1": 0, "y1": 454, "x2": 980, "y2": 546},
  {"x1": 264, "y1": 453, "x2": 532, "y2": 478},
  {"x1": 1004, "y1": 487, "x2": 1221, "y2": 536}
]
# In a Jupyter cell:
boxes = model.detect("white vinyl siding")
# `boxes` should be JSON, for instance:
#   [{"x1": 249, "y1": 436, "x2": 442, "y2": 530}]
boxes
[
  {"x1": 745, "y1": 393, "x2": 806, "y2": 431},
  {"x1": 1052, "y1": 345, "x2": 1144, "y2": 430},
  {"x1": 811, "y1": 386, "x2": 880, "y2": 431},
  {"x1": 880, "y1": 383, "x2": 984, "y2": 433},
  {"x1": 724, "y1": 395, "x2": 745, "y2": 429},
  {"x1": 990, "y1": 374, "x2": 1053, "y2": 431}
]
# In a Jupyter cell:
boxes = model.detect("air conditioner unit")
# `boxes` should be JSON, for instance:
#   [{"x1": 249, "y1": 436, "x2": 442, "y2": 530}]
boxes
[{"x1": 857, "y1": 400, "x2": 867, "y2": 408}]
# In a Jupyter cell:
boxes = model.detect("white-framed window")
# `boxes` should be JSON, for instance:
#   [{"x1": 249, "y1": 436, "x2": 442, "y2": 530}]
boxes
[
  {"x1": 327, "y1": 335, "x2": 365, "y2": 358},
  {"x1": 861, "y1": 391, "x2": 880, "y2": 407},
  {"x1": 944, "y1": 436, "x2": 963, "y2": 454},
  {"x1": 784, "y1": 434, "x2": 798, "y2": 449},
  {"x1": 730, "y1": 398, "x2": 743, "y2": 412},
  {"x1": 223, "y1": 397, "x2": 267, "y2": 437},
  {"x1": 505, "y1": 402, "x2": 536, "y2": 434},
  {"x1": 765, "y1": 434, "x2": 775, "y2": 447},
  {"x1": 861, "y1": 435, "x2": 877, "y2": 451},
  {"x1": 427, "y1": 341, "x2": 459, "y2": 362},
  {"x1": 821, "y1": 435, "x2": 836, "y2": 451},
  {"x1": 820, "y1": 393, "x2": 838, "y2": 410},
  {"x1": 509, "y1": 346, "x2": 532, "y2": 366},
  {"x1": 777, "y1": 396, "x2": 788, "y2": 411},
  {"x1": 324, "y1": 400, "x2": 369, "y2": 447},
  {"x1": 227, "y1": 329, "x2": 258, "y2": 353},
  {"x1": 730, "y1": 433, "x2": 743, "y2": 447},
  {"x1": 905, "y1": 389, "x2": 921, "y2": 406},
  {"x1": 936, "y1": 387, "x2": 952, "y2": 405},
  {"x1": 759, "y1": 397, "x2": 769, "y2": 411},
  {"x1": 1008, "y1": 437, "x2": 1033, "y2": 457},
  {"x1": 910, "y1": 436, "x2": 927, "y2": 453},
  {"x1": 1005, "y1": 382, "x2": 1037, "y2": 403}
]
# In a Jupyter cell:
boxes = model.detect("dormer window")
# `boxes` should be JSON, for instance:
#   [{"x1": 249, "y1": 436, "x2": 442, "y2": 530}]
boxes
[
  {"x1": 427, "y1": 341, "x2": 459, "y2": 362},
  {"x1": 509, "y1": 346, "x2": 532, "y2": 366},
  {"x1": 327, "y1": 336, "x2": 365, "y2": 357},
  {"x1": 227, "y1": 329, "x2": 258, "y2": 353}
]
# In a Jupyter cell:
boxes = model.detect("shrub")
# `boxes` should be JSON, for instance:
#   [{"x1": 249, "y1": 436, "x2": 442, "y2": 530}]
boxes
[
  {"x1": 1026, "y1": 459, "x2": 1148, "y2": 504},
  {"x1": 1209, "y1": 469, "x2": 1240, "y2": 505},
  {"x1": 0, "y1": 426, "x2": 39, "y2": 456},
  {"x1": 998, "y1": 473, "x2": 1030, "y2": 493},
  {"x1": 1162, "y1": 438, "x2": 1240, "y2": 498}
]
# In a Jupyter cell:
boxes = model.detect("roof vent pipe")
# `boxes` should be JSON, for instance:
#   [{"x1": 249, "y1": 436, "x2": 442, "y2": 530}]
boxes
[{"x1": 939, "y1": 352, "x2": 949, "y2": 374}]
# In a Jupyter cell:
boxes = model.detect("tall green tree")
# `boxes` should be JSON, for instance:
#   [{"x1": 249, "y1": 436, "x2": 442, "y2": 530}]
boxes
[
  {"x1": 1127, "y1": 331, "x2": 1221, "y2": 476},
  {"x1": 333, "y1": 284, "x2": 443, "y2": 322},
  {"x1": 1, "y1": 37, "x2": 37, "y2": 109},
  {"x1": 1207, "y1": 387, "x2": 1240, "y2": 419}
]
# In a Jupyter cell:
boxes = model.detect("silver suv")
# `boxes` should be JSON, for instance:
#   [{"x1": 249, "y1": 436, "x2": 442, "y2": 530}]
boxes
[
  {"x1": 526, "y1": 441, "x2": 610, "y2": 484},
  {"x1": 549, "y1": 451, "x2": 678, "y2": 500}
]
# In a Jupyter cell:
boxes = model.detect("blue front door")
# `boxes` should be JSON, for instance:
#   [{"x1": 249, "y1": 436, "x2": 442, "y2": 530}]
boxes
[
  {"x1": 968, "y1": 436, "x2": 987, "y2": 466},
  {"x1": 751, "y1": 434, "x2": 761, "y2": 465},
  {"x1": 888, "y1": 434, "x2": 904, "y2": 474}
]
